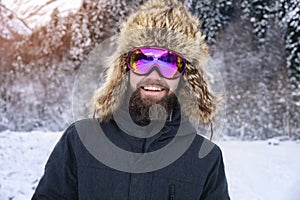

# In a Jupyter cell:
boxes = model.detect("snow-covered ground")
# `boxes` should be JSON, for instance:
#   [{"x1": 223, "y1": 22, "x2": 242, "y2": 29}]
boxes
[
  {"x1": 0, "y1": 130, "x2": 299, "y2": 200},
  {"x1": 220, "y1": 139, "x2": 300, "y2": 200}
]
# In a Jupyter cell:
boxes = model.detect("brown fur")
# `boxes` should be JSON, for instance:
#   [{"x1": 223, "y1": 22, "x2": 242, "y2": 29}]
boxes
[{"x1": 92, "y1": 0, "x2": 219, "y2": 124}]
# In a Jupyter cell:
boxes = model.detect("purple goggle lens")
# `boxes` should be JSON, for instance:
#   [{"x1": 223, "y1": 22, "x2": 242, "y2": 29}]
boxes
[{"x1": 127, "y1": 47, "x2": 186, "y2": 79}]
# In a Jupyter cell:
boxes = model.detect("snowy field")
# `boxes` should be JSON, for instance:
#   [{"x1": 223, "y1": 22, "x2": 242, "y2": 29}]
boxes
[{"x1": 0, "y1": 130, "x2": 300, "y2": 200}]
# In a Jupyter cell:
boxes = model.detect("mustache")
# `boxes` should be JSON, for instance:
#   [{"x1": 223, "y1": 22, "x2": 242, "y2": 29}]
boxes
[{"x1": 136, "y1": 79, "x2": 169, "y2": 89}]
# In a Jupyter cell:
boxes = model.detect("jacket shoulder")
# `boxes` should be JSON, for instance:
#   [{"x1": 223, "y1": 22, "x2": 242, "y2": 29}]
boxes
[
  {"x1": 61, "y1": 118, "x2": 96, "y2": 138},
  {"x1": 193, "y1": 134, "x2": 223, "y2": 157}
]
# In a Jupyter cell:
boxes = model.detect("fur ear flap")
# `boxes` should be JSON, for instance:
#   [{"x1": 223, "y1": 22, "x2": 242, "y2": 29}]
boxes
[
  {"x1": 92, "y1": 54, "x2": 128, "y2": 121},
  {"x1": 178, "y1": 61, "x2": 218, "y2": 124}
]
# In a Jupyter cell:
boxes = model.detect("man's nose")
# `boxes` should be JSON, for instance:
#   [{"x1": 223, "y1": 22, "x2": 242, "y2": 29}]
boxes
[{"x1": 146, "y1": 66, "x2": 163, "y2": 79}]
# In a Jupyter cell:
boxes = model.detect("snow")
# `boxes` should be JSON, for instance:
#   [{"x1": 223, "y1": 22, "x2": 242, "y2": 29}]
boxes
[
  {"x1": 0, "y1": 131, "x2": 61, "y2": 199},
  {"x1": 1, "y1": 0, "x2": 83, "y2": 29},
  {"x1": 220, "y1": 140, "x2": 300, "y2": 200},
  {"x1": 0, "y1": 4, "x2": 32, "y2": 40},
  {"x1": 0, "y1": 131, "x2": 300, "y2": 200}
]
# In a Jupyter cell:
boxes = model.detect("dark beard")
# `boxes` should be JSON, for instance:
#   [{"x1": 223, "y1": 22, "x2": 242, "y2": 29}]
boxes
[{"x1": 128, "y1": 89, "x2": 179, "y2": 124}]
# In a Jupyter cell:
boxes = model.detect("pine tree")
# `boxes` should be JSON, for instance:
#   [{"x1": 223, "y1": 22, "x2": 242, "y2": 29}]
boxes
[
  {"x1": 70, "y1": 0, "x2": 146, "y2": 66},
  {"x1": 212, "y1": 0, "x2": 291, "y2": 139},
  {"x1": 240, "y1": 0, "x2": 276, "y2": 46},
  {"x1": 284, "y1": 1, "x2": 300, "y2": 87},
  {"x1": 187, "y1": 0, "x2": 233, "y2": 44},
  {"x1": 276, "y1": 0, "x2": 300, "y2": 138}
]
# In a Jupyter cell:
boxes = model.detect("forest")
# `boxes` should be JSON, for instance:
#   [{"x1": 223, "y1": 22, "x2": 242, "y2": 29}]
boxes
[{"x1": 0, "y1": 0, "x2": 299, "y2": 140}]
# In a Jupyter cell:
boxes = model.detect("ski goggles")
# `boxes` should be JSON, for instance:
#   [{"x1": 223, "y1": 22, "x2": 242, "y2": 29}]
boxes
[{"x1": 126, "y1": 47, "x2": 187, "y2": 79}]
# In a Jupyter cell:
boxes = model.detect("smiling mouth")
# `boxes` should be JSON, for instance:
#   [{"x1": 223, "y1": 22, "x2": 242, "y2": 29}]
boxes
[{"x1": 141, "y1": 86, "x2": 165, "y2": 92}]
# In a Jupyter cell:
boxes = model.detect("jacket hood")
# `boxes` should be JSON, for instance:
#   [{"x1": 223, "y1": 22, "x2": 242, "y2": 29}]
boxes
[{"x1": 92, "y1": 0, "x2": 219, "y2": 125}]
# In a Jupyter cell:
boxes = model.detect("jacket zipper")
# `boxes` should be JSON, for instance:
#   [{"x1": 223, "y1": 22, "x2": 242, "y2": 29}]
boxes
[{"x1": 169, "y1": 184, "x2": 175, "y2": 200}]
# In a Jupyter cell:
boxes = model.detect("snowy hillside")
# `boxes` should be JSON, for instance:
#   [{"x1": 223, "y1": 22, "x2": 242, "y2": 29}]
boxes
[
  {"x1": 0, "y1": 4, "x2": 32, "y2": 40},
  {"x1": 0, "y1": 131, "x2": 300, "y2": 200},
  {"x1": 1, "y1": 0, "x2": 82, "y2": 29}
]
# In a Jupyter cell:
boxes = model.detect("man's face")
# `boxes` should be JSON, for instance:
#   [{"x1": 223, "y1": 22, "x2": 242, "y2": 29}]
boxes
[
  {"x1": 128, "y1": 69, "x2": 180, "y2": 121},
  {"x1": 129, "y1": 69, "x2": 180, "y2": 101}
]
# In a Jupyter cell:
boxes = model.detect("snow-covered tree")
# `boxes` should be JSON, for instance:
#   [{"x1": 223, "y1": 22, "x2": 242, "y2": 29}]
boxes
[
  {"x1": 211, "y1": 0, "x2": 290, "y2": 139},
  {"x1": 70, "y1": 0, "x2": 146, "y2": 65},
  {"x1": 185, "y1": 0, "x2": 234, "y2": 44},
  {"x1": 240, "y1": 0, "x2": 277, "y2": 46},
  {"x1": 276, "y1": 0, "x2": 300, "y2": 138}
]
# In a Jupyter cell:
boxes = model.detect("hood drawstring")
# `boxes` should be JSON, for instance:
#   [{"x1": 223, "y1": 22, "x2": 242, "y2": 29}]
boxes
[
  {"x1": 210, "y1": 121, "x2": 213, "y2": 141},
  {"x1": 168, "y1": 110, "x2": 173, "y2": 122}
]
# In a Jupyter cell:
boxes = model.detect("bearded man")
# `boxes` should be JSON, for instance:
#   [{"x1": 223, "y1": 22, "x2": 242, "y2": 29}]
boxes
[{"x1": 32, "y1": 0, "x2": 230, "y2": 199}]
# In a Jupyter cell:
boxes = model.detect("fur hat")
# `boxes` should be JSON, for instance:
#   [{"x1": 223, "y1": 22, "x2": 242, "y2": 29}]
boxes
[{"x1": 92, "y1": 0, "x2": 218, "y2": 124}]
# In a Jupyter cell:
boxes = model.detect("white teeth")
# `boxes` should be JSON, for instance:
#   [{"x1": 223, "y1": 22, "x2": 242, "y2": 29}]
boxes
[{"x1": 143, "y1": 86, "x2": 163, "y2": 91}]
